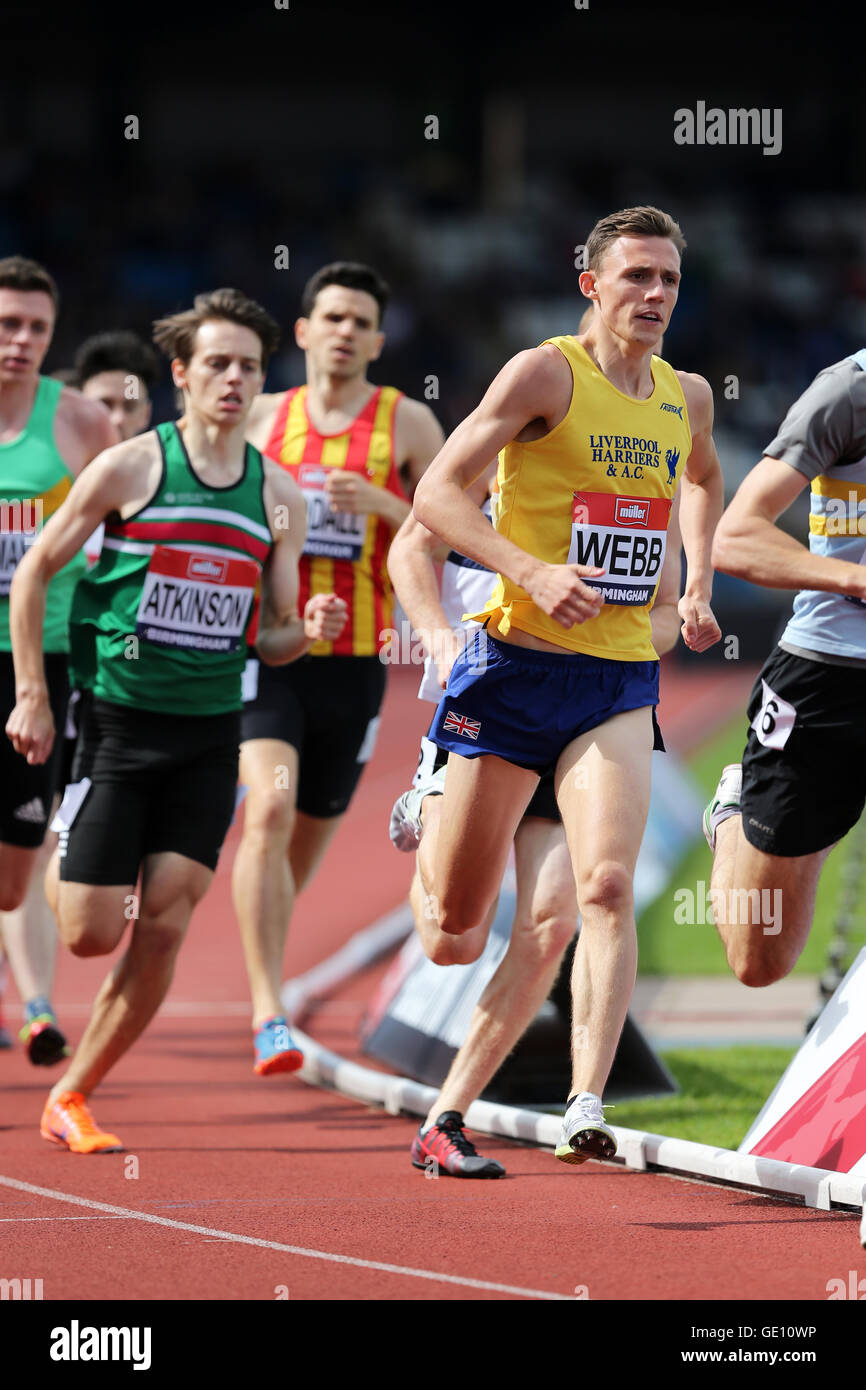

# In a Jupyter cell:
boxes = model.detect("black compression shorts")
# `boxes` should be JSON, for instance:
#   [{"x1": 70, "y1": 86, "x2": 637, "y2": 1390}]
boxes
[
  {"x1": 741, "y1": 644, "x2": 866, "y2": 857},
  {"x1": 59, "y1": 694, "x2": 240, "y2": 885},
  {"x1": 240, "y1": 654, "x2": 387, "y2": 818},
  {"x1": 0, "y1": 651, "x2": 69, "y2": 849}
]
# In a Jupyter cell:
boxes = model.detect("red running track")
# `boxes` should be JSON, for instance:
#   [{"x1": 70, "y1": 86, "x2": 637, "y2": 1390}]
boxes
[{"x1": 1, "y1": 661, "x2": 862, "y2": 1301}]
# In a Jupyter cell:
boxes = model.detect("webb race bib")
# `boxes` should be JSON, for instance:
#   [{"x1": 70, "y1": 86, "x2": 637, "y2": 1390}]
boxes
[
  {"x1": 567, "y1": 492, "x2": 671, "y2": 606},
  {"x1": 135, "y1": 548, "x2": 258, "y2": 653},
  {"x1": 298, "y1": 464, "x2": 366, "y2": 561}
]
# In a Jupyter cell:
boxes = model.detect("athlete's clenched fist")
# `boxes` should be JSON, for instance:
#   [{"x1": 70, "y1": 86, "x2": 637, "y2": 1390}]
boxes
[
  {"x1": 527, "y1": 562, "x2": 606, "y2": 628},
  {"x1": 5, "y1": 692, "x2": 55, "y2": 767},
  {"x1": 303, "y1": 592, "x2": 348, "y2": 642},
  {"x1": 677, "y1": 595, "x2": 721, "y2": 653}
]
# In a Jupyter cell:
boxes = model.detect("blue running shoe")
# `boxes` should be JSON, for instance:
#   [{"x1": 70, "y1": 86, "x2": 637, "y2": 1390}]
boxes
[{"x1": 253, "y1": 1017, "x2": 303, "y2": 1076}]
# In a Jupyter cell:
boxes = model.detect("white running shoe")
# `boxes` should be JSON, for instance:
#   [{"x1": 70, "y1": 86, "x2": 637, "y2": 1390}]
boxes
[
  {"x1": 702, "y1": 763, "x2": 743, "y2": 852},
  {"x1": 389, "y1": 765, "x2": 446, "y2": 851},
  {"x1": 555, "y1": 1091, "x2": 617, "y2": 1166}
]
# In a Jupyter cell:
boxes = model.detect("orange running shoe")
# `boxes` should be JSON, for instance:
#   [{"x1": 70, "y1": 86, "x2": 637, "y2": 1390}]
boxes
[{"x1": 40, "y1": 1091, "x2": 123, "y2": 1154}]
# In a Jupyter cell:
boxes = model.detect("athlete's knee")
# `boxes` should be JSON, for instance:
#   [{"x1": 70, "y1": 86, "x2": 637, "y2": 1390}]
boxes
[
  {"x1": 579, "y1": 860, "x2": 633, "y2": 917},
  {"x1": 727, "y1": 943, "x2": 790, "y2": 989},
  {"x1": 134, "y1": 914, "x2": 187, "y2": 960},
  {"x1": 514, "y1": 910, "x2": 575, "y2": 969},
  {"x1": 241, "y1": 786, "x2": 295, "y2": 844},
  {"x1": 436, "y1": 899, "x2": 488, "y2": 938},
  {"x1": 61, "y1": 922, "x2": 118, "y2": 958},
  {"x1": 426, "y1": 929, "x2": 486, "y2": 967},
  {"x1": 0, "y1": 885, "x2": 26, "y2": 912}
]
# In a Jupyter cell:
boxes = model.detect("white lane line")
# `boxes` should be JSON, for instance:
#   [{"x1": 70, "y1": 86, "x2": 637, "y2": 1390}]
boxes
[{"x1": 0, "y1": 1174, "x2": 576, "y2": 1301}]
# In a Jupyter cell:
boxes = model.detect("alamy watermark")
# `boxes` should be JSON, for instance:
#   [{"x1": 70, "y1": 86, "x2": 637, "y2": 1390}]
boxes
[
  {"x1": 674, "y1": 102, "x2": 782, "y2": 157},
  {"x1": 673, "y1": 879, "x2": 782, "y2": 935},
  {"x1": 379, "y1": 622, "x2": 489, "y2": 675}
]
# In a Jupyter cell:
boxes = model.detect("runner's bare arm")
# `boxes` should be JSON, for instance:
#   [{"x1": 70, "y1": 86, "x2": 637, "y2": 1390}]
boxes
[
  {"x1": 387, "y1": 514, "x2": 462, "y2": 687},
  {"x1": 395, "y1": 396, "x2": 446, "y2": 498},
  {"x1": 6, "y1": 435, "x2": 159, "y2": 764},
  {"x1": 256, "y1": 463, "x2": 348, "y2": 665},
  {"x1": 388, "y1": 463, "x2": 497, "y2": 685},
  {"x1": 675, "y1": 373, "x2": 724, "y2": 648},
  {"x1": 56, "y1": 389, "x2": 120, "y2": 477},
  {"x1": 245, "y1": 392, "x2": 282, "y2": 453},
  {"x1": 650, "y1": 492, "x2": 683, "y2": 657},
  {"x1": 712, "y1": 456, "x2": 866, "y2": 600},
  {"x1": 324, "y1": 397, "x2": 445, "y2": 531},
  {"x1": 413, "y1": 348, "x2": 604, "y2": 627}
]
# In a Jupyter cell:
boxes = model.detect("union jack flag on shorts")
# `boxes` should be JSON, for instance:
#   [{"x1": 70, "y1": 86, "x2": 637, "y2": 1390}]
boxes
[{"x1": 443, "y1": 710, "x2": 481, "y2": 740}]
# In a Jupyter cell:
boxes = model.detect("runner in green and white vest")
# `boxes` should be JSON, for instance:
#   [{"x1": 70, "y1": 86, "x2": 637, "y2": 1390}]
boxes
[
  {"x1": 0, "y1": 255, "x2": 116, "y2": 1068},
  {"x1": 7, "y1": 287, "x2": 347, "y2": 1154}
]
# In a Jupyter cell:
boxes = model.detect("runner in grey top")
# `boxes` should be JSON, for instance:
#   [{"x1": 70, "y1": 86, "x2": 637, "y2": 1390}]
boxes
[{"x1": 703, "y1": 349, "x2": 866, "y2": 996}]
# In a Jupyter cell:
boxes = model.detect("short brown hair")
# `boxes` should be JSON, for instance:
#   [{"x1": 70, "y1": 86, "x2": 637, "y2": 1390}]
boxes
[
  {"x1": 301, "y1": 262, "x2": 389, "y2": 326},
  {"x1": 153, "y1": 288, "x2": 280, "y2": 368},
  {"x1": 0, "y1": 255, "x2": 59, "y2": 311},
  {"x1": 586, "y1": 206, "x2": 686, "y2": 272}
]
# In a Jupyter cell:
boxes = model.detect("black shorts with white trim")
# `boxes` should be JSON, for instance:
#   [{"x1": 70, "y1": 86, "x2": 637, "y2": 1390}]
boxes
[
  {"x1": 0, "y1": 651, "x2": 69, "y2": 849},
  {"x1": 59, "y1": 693, "x2": 240, "y2": 885}
]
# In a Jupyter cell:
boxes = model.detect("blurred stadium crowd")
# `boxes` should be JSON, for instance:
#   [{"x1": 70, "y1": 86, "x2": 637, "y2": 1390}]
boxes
[{"x1": 2, "y1": 0, "x2": 864, "y2": 654}]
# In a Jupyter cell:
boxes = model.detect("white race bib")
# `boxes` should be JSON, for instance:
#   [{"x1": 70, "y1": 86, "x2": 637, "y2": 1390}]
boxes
[
  {"x1": 298, "y1": 464, "x2": 367, "y2": 561},
  {"x1": 751, "y1": 679, "x2": 797, "y2": 750},
  {"x1": 135, "y1": 548, "x2": 258, "y2": 653},
  {"x1": 567, "y1": 491, "x2": 670, "y2": 606}
]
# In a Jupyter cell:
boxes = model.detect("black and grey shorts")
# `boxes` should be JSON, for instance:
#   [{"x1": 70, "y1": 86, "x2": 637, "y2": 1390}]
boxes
[{"x1": 741, "y1": 645, "x2": 866, "y2": 857}]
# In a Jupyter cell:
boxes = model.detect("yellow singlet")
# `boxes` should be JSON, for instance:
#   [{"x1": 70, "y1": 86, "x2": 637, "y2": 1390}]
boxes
[{"x1": 468, "y1": 335, "x2": 692, "y2": 661}]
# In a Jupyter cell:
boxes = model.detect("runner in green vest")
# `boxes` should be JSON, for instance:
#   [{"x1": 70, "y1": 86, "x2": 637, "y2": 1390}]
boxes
[
  {"x1": 0, "y1": 255, "x2": 116, "y2": 1067},
  {"x1": 7, "y1": 287, "x2": 347, "y2": 1153}
]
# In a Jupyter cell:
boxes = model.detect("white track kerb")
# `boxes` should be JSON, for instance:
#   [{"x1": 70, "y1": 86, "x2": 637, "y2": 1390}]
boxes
[{"x1": 283, "y1": 907, "x2": 866, "y2": 1220}]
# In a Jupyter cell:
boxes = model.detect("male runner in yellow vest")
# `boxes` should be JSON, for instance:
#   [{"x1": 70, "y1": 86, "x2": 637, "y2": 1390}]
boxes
[{"x1": 413, "y1": 206, "x2": 723, "y2": 1164}]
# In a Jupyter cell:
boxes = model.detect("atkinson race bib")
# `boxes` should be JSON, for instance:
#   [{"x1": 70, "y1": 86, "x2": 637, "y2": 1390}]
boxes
[
  {"x1": 135, "y1": 548, "x2": 259, "y2": 653},
  {"x1": 298, "y1": 464, "x2": 366, "y2": 561},
  {"x1": 568, "y1": 492, "x2": 671, "y2": 606}
]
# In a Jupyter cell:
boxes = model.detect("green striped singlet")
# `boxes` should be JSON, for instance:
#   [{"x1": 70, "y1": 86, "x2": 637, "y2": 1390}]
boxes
[{"x1": 69, "y1": 421, "x2": 273, "y2": 715}]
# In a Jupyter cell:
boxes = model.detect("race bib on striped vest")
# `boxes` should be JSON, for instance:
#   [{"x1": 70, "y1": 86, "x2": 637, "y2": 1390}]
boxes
[{"x1": 135, "y1": 548, "x2": 259, "y2": 653}]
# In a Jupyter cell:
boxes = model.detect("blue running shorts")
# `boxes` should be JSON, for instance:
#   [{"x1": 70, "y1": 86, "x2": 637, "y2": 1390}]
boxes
[{"x1": 428, "y1": 628, "x2": 664, "y2": 776}]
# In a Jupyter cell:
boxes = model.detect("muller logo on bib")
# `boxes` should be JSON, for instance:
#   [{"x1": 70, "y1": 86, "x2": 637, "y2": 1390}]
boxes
[
  {"x1": 187, "y1": 555, "x2": 228, "y2": 582},
  {"x1": 136, "y1": 547, "x2": 258, "y2": 654},
  {"x1": 614, "y1": 498, "x2": 650, "y2": 527},
  {"x1": 569, "y1": 492, "x2": 671, "y2": 606}
]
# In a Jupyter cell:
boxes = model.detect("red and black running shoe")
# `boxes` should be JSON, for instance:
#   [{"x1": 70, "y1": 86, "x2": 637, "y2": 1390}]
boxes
[{"x1": 410, "y1": 1110, "x2": 505, "y2": 1178}]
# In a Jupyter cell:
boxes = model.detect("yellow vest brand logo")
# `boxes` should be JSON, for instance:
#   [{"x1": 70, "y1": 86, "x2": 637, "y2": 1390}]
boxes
[
  {"x1": 49, "y1": 1321, "x2": 152, "y2": 1370},
  {"x1": 659, "y1": 402, "x2": 683, "y2": 419}
]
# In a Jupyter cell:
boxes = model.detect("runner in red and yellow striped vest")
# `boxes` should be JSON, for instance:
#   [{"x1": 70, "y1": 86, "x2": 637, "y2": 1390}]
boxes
[
  {"x1": 261, "y1": 380, "x2": 405, "y2": 656},
  {"x1": 238, "y1": 263, "x2": 444, "y2": 1074}
]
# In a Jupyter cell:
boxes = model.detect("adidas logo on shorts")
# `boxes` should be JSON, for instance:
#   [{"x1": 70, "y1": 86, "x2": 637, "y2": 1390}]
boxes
[{"x1": 13, "y1": 798, "x2": 47, "y2": 824}]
